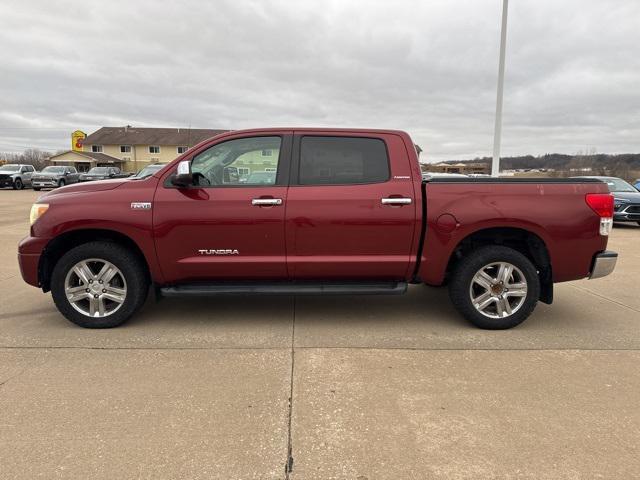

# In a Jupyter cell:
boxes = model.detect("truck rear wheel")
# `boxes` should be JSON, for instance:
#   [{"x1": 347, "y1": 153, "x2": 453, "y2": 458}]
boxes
[
  {"x1": 51, "y1": 242, "x2": 149, "y2": 328},
  {"x1": 449, "y1": 246, "x2": 540, "y2": 329}
]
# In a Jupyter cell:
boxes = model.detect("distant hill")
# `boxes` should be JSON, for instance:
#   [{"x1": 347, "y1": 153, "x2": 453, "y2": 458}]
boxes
[{"x1": 434, "y1": 153, "x2": 640, "y2": 178}]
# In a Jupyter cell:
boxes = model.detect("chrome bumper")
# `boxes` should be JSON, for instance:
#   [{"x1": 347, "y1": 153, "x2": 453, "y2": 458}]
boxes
[{"x1": 589, "y1": 251, "x2": 618, "y2": 279}]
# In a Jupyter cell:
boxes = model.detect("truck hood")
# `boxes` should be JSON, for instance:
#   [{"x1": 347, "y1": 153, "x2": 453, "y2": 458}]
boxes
[{"x1": 41, "y1": 178, "x2": 127, "y2": 198}]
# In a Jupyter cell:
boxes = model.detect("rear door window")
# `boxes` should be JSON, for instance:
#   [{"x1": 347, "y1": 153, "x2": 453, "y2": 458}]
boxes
[{"x1": 298, "y1": 136, "x2": 389, "y2": 185}]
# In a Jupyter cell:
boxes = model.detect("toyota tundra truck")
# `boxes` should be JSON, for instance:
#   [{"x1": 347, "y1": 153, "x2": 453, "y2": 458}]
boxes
[{"x1": 18, "y1": 128, "x2": 618, "y2": 329}]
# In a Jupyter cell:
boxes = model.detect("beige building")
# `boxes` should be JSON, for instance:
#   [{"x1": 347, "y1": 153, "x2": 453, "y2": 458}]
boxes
[{"x1": 49, "y1": 126, "x2": 227, "y2": 173}]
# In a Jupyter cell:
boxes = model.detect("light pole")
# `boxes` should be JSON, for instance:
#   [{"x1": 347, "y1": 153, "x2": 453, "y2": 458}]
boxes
[{"x1": 492, "y1": 0, "x2": 509, "y2": 177}]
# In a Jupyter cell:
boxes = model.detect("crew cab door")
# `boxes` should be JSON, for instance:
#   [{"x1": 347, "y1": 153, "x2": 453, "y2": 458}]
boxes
[
  {"x1": 21, "y1": 165, "x2": 34, "y2": 184},
  {"x1": 285, "y1": 132, "x2": 418, "y2": 280},
  {"x1": 65, "y1": 167, "x2": 79, "y2": 183},
  {"x1": 153, "y1": 133, "x2": 292, "y2": 283}
]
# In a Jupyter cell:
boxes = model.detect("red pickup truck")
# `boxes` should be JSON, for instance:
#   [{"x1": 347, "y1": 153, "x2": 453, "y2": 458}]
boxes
[{"x1": 18, "y1": 128, "x2": 617, "y2": 329}]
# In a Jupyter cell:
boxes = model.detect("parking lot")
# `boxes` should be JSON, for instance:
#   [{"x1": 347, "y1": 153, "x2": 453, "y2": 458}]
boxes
[{"x1": 1, "y1": 189, "x2": 639, "y2": 479}]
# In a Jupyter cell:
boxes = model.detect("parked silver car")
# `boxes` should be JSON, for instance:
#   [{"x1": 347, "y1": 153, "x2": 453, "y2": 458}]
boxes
[
  {"x1": 32, "y1": 166, "x2": 80, "y2": 190},
  {"x1": 0, "y1": 164, "x2": 36, "y2": 190}
]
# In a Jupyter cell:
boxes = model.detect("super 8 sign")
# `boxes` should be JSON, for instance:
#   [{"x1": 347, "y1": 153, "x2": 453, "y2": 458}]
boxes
[{"x1": 72, "y1": 130, "x2": 86, "y2": 151}]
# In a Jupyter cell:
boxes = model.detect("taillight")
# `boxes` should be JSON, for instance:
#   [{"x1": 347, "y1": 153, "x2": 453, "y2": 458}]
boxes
[
  {"x1": 585, "y1": 193, "x2": 614, "y2": 236},
  {"x1": 585, "y1": 193, "x2": 614, "y2": 217}
]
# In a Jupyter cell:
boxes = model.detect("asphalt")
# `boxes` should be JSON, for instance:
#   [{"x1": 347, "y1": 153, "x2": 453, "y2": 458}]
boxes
[{"x1": 0, "y1": 189, "x2": 639, "y2": 479}]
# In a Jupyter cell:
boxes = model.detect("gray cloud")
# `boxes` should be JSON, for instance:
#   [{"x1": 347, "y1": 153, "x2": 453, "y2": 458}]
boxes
[{"x1": 0, "y1": 0, "x2": 638, "y2": 160}]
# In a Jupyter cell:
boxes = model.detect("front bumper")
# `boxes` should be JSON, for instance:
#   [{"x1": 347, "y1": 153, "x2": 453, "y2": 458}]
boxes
[
  {"x1": 589, "y1": 251, "x2": 618, "y2": 279},
  {"x1": 17, "y1": 236, "x2": 49, "y2": 288},
  {"x1": 0, "y1": 178, "x2": 14, "y2": 187},
  {"x1": 613, "y1": 204, "x2": 640, "y2": 222},
  {"x1": 32, "y1": 179, "x2": 59, "y2": 188}
]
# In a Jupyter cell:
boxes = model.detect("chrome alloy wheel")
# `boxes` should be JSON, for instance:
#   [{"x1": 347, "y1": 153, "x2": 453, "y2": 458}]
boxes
[
  {"x1": 64, "y1": 259, "x2": 127, "y2": 318},
  {"x1": 469, "y1": 262, "x2": 528, "y2": 319}
]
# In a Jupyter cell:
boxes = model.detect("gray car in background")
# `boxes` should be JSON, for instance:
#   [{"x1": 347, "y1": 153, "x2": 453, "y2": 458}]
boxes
[
  {"x1": 79, "y1": 166, "x2": 132, "y2": 182},
  {"x1": 32, "y1": 166, "x2": 80, "y2": 190}
]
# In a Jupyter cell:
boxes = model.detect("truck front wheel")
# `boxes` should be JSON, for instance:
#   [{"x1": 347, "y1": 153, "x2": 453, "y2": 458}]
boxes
[
  {"x1": 50, "y1": 242, "x2": 149, "y2": 328},
  {"x1": 449, "y1": 246, "x2": 540, "y2": 329}
]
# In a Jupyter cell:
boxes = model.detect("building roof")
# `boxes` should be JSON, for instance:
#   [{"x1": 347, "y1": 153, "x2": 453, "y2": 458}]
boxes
[
  {"x1": 83, "y1": 126, "x2": 228, "y2": 147},
  {"x1": 49, "y1": 150, "x2": 123, "y2": 163}
]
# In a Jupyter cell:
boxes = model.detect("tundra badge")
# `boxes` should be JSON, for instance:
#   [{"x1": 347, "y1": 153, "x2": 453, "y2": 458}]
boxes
[{"x1": 198, "y1": 249, "x2": 240, "y2": 255}]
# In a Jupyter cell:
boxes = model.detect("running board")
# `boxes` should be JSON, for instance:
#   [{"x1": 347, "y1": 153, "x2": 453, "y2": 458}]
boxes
[{"x1": 160, "y1": 281, "x2": 408, "y2": 297}]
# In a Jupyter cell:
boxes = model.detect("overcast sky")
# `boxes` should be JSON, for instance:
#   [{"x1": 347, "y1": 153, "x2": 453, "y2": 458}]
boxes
[{"x1": 0, "y1": 0, "x2": 638, "y2": 161}]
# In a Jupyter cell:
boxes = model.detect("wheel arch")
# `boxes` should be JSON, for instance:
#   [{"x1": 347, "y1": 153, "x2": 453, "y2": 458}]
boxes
[
  {"x1": 39, "y1": 228, "x2": 152, "y2": 292},
  {"x1": 446, "y1": 226, "x2": 553, "y2": 304}
]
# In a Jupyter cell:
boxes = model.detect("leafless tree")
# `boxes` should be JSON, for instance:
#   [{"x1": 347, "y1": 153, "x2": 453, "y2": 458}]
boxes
[
  {"x1": 0, "y1": 149, "x2": 51, "y2": 170},
  {"x1": 22, "y1": 149, "x2": 50, "y2": 170}
]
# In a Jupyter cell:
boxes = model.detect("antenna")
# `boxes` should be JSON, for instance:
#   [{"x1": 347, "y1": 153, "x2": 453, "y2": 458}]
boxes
[{"x1": 492, "y1": 0, "x2": 509, "y2": 177}]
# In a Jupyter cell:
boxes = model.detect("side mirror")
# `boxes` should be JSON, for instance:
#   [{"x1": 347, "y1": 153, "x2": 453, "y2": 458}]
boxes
[{"x1": 171, "y1": 160, "x2": 193, "y2": 188}]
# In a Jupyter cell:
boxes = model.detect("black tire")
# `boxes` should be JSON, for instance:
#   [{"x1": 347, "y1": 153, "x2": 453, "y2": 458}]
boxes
[
  {"x1": 51, "y1": 241, "x2": 149, "y2": 328},
  {"x1": 33, "y1": 187, "x2": 41, "y2": 191},
  {"x1": 58, "y1": 179, "x2": 65, "y2": 187},
  {"x1": 449, "y1": 245, "x2": 540, "y2": 329},
  {"x1": 13, "y1": 178, "x2": 23, "y2": 190}
]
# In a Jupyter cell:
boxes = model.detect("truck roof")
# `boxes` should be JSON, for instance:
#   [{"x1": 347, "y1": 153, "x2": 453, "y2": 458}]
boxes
[{"x1": 211, "y1": 127, "x2": 410, "y2": 136}]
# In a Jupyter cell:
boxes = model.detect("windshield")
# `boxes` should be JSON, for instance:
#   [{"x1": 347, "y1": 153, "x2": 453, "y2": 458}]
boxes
[
  {"x1": 134, "y1": 164, "x2": 164, "y2": 178},
  {"x1": 604, "y1": 178, "x2": 637, "y2": 193},
  {"x1": 42, "y1": 166, "x2": 65, "y2": 173},
  {"x1": 0, "y1": 164, "x2": 20, "y2": 172},
  {"x1": 88, "y1": 167, "x2": 109, "y2": 174}
]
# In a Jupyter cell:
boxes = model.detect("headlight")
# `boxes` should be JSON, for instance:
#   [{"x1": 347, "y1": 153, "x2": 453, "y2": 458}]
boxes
[
  {"x1": 613, "y1": 198, "x2": 629, "y2": 210},
  {"x1": 29, "y1": 203, "x2": 49, "y2": 225}
]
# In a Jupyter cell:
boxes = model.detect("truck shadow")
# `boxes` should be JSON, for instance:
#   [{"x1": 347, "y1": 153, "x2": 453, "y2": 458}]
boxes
[{"x1": 613, "y1": 222, "x2": 640, "y2": 229}]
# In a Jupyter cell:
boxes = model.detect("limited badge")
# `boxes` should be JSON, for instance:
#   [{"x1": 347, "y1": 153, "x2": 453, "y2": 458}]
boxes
[{"x1": 130, "y1": 202, "x2": 152, "y2": 210}]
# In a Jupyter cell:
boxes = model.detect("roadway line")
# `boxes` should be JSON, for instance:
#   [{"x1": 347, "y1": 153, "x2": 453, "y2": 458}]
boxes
[
  {"x1": 284, "y1": 297, "x2": 296, "y2": 478},
  {"x1": 0, "y1": 345, "x2": 638, "y2": 352},
  {"x1": 569, "y1": 284, "x2": 640, "y2": 313}
]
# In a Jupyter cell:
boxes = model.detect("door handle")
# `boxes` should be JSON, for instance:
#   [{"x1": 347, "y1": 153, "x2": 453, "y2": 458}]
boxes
[
  {"x1": 381, "y1": 197, "x2": 412, "y2": 205},
  {"x1": 252, "y1": 198, "x2": 283, "y2": 206}
]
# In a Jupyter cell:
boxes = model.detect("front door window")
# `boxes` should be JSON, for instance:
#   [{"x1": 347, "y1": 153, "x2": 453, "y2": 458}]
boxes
[{"x1": 191, "y1": 136, "x2": 282, "y2": 186}]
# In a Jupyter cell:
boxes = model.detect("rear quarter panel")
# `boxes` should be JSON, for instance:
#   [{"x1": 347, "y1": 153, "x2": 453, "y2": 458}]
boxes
[{"x1": 419, "y1": 181, "x2": 610, "y2": 285}]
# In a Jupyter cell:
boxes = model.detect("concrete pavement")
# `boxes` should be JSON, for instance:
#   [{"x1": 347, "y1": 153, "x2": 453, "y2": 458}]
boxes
[{"x1": 1, "y1": 189, "x2": 639, "y2": 479}]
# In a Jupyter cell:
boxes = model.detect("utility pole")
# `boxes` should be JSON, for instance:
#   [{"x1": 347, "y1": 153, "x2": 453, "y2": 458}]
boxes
[{"x1": 492, "y1": 0, "x2": 509, "y2": 177}]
